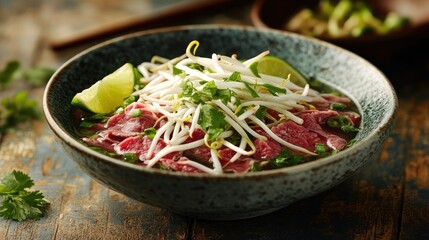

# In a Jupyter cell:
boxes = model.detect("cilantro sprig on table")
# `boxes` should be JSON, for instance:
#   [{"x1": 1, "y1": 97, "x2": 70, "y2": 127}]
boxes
[
  {"x1": 0, "y1": 170, "x2": 50, "y2": 221},
  {"x1": 0, "y1": 60, "x2": 54, "y2": 88},
  {"x1": 0, "y1": 91, "x2": 41, "y2": 134},
  {"x1": 0, "y1": 60, "x2": 54, "y2": 134},
  {"x1": 0, "y1": 61, "x2": 20, "y2": 88}
]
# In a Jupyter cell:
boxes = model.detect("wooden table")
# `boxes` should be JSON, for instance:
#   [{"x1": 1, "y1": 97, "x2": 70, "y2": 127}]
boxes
[{"x1": 1, "y1": 1, "x2": 429, "y2": 239}]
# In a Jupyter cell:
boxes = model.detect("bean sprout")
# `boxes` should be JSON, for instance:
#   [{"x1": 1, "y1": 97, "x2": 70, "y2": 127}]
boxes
[{"x1": 133, "y1": 40, "x2": 322, "y2": 174}]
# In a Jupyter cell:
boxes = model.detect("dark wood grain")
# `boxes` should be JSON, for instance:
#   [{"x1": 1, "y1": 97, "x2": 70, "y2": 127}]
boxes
[
  {"x1": 1, "y1": 0, "x2": 429, "y2": 239},
  {"x1": 392, "y1": 46, "x2": 429, "y2": 240}
]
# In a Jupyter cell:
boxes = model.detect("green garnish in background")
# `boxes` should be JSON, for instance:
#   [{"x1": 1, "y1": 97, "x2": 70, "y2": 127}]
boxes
[
  {"x1": 0, "y1": 61, "x2": 55, "y2": 220},
  {"x1": 0, "y1": 60, "x2": 54, "y2": 134},
  {"x1": 0, "y1": 91, "x2": 41, "y2": 134},
  {"x1": 0, "y1": 60, "x2": 54, "y2": 88}
]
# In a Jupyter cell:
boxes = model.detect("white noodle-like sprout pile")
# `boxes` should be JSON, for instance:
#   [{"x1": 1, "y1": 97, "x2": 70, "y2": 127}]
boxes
[{"x1": 135, "y1": 40, "x2": 323, "y2": 175}]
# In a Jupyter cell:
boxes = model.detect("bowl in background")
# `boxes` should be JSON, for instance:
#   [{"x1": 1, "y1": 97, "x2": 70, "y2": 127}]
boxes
[
  {"x1": 43, "y1": 25, "x2": 398, "y2": 220},
  {"x1": 251, "y1": 0, "x2": 429, "y2": 61}
]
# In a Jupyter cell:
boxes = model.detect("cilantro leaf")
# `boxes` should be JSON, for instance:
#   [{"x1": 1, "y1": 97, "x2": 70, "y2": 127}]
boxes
[
  {"x1": 249, "y1": 62, "x2": 261, "y2": 78},
  {"x1": 173, "y1": 65, "x2": 183, "y2": 75},
  {"x1": 0, "y1": 191, "x2": 48, "y2": 221},
  {"x1": 0, "y1": 91, "x2": 41, "y2": 134},
  {"x1": 262, "y1": 83, "x2": 286, "y2": 96},
  {"x1": 226, "y1": 71, "x2": 241, "y2": 81},
  {"x1": 201, "y1": 80, "x2": 218, "y2": 98},
  {"x1": 0, "y1": 170, "x2": 50, "y2": 221},
  {"x1": 198, "y1": 104, "x2": 227, "y2": 142},
  {"x1": 255, "y1": 106, "x2": 267, "y2": 121},
  {"x1": 270, "y1": 148, "x2": 304, "y2": 168},
  {"x1": 188, "y1": 63, "x2": 205, "y2": 71},
  {"x1": 0, "y1": 170, "x2": 33, "y2": 193},
  {"x1": 200, "y1": 81, "x2": 232, "y2": 104},
  {"x1": 225, "y1": 71, "x2": 259, "y2": 98},
  {"x1": 181, "y1": 81, "x2": 201, "y2": 103},
  {"x1": 181, "y1": 80, "x2": 234, "y2": 104},
  {"x1": 244, "y1": 82, "x2": 259, "y2": 98},
  {"x1": 0, "y1": 61, "x2": 20, "y2": 88}
]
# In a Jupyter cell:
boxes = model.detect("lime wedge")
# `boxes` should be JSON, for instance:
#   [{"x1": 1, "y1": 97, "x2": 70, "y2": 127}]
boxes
[
  {"x1": 71, "y1": 63, "x2": 135, "y2": 113},
  {"x1": 255, "y1": 56, "x2": 308, "y2": 87}
]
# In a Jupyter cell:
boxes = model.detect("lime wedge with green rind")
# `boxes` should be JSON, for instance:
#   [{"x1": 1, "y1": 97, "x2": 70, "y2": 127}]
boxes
[
  {"x1": 71, "y1": 63, "x2": 135, "y2": 114},
  {"x1": 254, "y1": 56, "x2": 308, "y2": 87}
]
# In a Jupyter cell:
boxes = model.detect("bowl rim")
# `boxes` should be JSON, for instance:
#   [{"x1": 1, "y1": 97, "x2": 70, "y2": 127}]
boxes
[{"x1": 42, "y1": 24, "x2": 398, "y2": 179}]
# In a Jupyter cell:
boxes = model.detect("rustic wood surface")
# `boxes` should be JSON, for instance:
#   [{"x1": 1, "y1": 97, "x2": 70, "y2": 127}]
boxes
[{"x1": 1, "y1": 0, "x2": 429, "y2": 239}]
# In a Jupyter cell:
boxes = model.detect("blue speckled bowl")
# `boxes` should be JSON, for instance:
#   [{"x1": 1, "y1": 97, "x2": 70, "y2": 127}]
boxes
[{"x1": 43, "y1": 25, "x2": 398, "y2": 220}]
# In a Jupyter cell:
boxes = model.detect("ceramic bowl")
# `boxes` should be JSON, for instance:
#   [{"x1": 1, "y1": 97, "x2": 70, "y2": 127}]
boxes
[
  {"x1": 251, "y1": 0, "x2": 429, "y2": 61},
  {"x1": 43, "y1": 25, "x2": 397, "y2": 220}
]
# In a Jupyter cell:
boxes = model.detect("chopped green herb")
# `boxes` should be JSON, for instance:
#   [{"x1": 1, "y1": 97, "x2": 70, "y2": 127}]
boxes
[
  {"x1": 181, "y1": 80, "x2": 234, "y2": 104},
  {"x1": 198, "y1": 104, "x2": 227, "y2": 142},
  {"x1": 201, "y1": 81, "x2": 219, "y2": 98},
  {"x1": 130, "y1": 109, "x2": 142, "y2": 117},
  {"x1": 122, "y1": 153, "x2": 139, "y2": 163},
  {"x1": 158, "y1": 163, "x2": 170, "y2": 171},
  {"x1": 270, "y1": 148, "x2": 304, "y2": 168},
  {"x1": 0, "y1": 170, "x2": 50, "y2": 221},
  {"x1": 173, "y1": 65, "x2": 183, "y2": 75},
  {"x1": 244, "y1": 82, "x2": 259, "y2": 98},
  {"x1": 327, "y1": 115, "x2": 359, "y2": 133},
  {"x1": 327, "y1": 115, "x2": 351, "y2": 128},
  {"x1": 225, "y1": 132, "x2": 241, "y2": 146},
  {"x1": 83, "y1": 113, "x2": 104, "y2": 121},
  {"x1": 123, "y1": 95, "x2": 137, "y2": 107},
  {"x1": 199, "y1": 81, "x2": 231, "y2": 103},
  {"x1": 314, "y1": 143, "x2": 330, "y2": 158},
  {"x1": 347, "y1": 138, "x2": 357, "y2": 148},
  {"x1": 83, "y1": 113, "x2": 108, "y2": 123},
  {"x1": 181, "y1": 81, "x2": 201, "y2": 103},
  {"x1": 115, "y1": 107, "x2": 124, "y2": 114},
  {"x1": 255, "y1": 106, "x2": 267, "y2": 121},
  {"x1": 144, "y1": 127, "x2": 157, "y2": 139},
  {"x1": 226, "y1": 71, "x2": 241, "y2": 82},
  {"x1": 132, "y1": 67, "x2": 144, "y2": 90},
  {"x1": 330, "y1": 103, "x2": 346, "y2": 110},
  {"x1": 249, "y1": 62, "x2": 261, "y2": 77},
  {"x1": 188, "y1": 63, "x2": 205, "y2": 71},
  {"x1": 251, "y1": 162, "x2": 262, "y2": 172},
  {"x1": 327, "y1": 115, "x2": 359, "y2": 132},
  {"x1": 341, "y1": 125, "x2": 359, "y2": 133},
  {"x1": 262, "y1": 83, "x2": 286, "y2": 96},
  {"x1": 79, "y1": 121, "x2": 94, "y2": 128}
]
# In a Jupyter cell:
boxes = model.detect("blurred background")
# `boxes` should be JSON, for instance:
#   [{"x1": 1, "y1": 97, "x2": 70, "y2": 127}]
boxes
[
  {"x1": 1, "y1": 0, "x2": 428, "y2": 71},
  {"x1": 0, "y1": 0, "x2": 250, "y2": 68}
]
